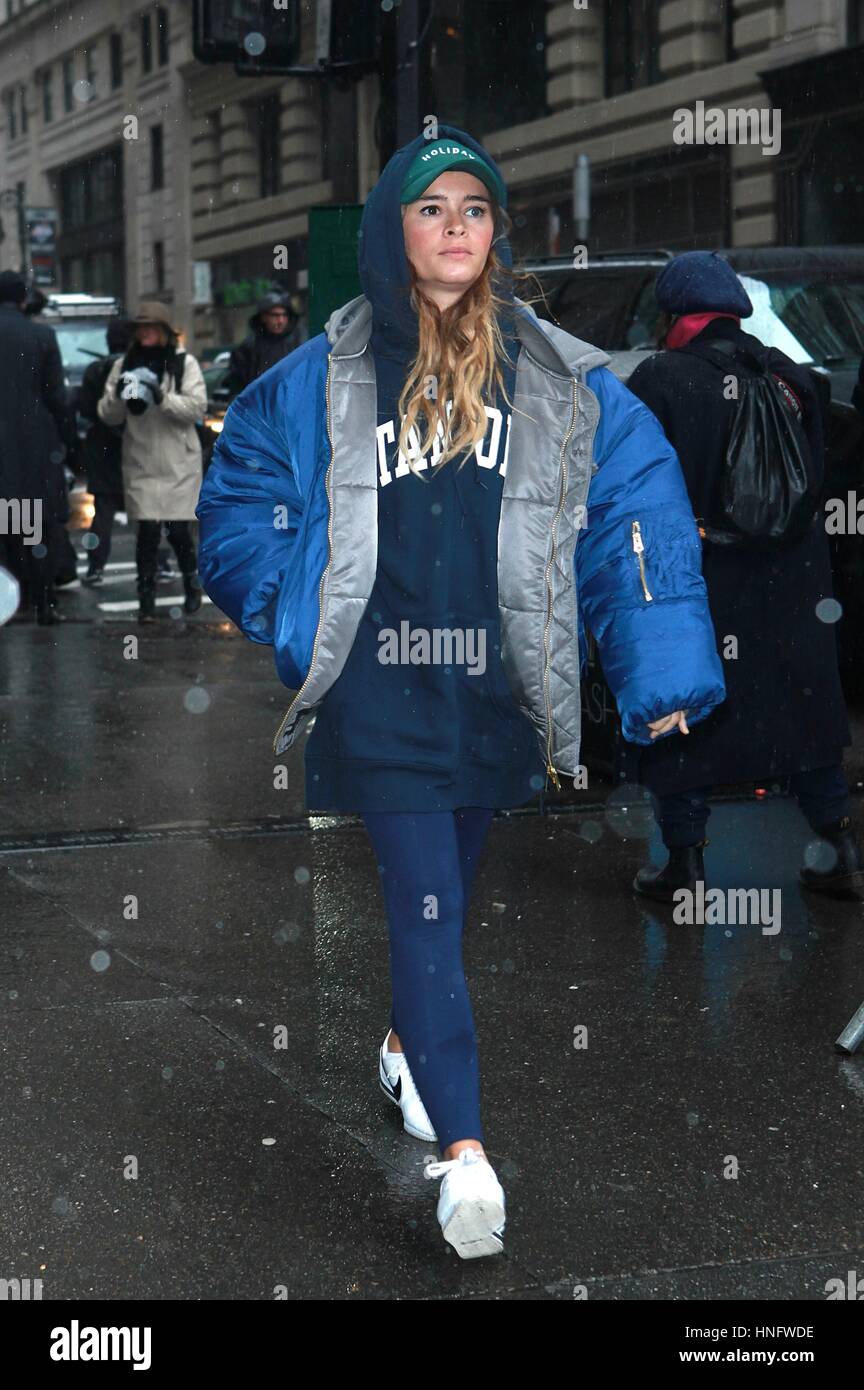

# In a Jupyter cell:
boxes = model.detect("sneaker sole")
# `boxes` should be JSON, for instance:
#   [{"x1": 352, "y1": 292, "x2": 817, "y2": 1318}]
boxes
[
  {"x1": 378, "y1": 1077, "x2": 437, "y2": 1143},
  {"x1": 442, "y1": 1196, "x2": 506, "y2": 1259}
]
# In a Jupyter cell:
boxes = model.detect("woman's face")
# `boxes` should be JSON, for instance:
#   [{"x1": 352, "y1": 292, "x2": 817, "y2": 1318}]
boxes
[
  {"x1": 137, "y1": 324, "x2": 167, "y2": 347},
  {"x1": 401, "y1": 171, "x2": 495, "y2": 308}
]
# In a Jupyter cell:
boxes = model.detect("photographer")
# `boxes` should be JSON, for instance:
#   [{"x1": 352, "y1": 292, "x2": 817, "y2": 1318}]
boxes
[{"x1": 97, "y1": 302, "x2": 207, "y2": 622}]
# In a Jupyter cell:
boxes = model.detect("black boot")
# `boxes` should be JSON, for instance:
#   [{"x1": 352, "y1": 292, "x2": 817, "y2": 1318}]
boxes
[
  {"x1": 182, "y1": 570, "x2": 202, "y2": 615},
  {"x1": 634, "y1": 841, "x2": 707, "y2": 902},
  {"x1": 35, "y1": 584, "x2": 65, "y2": 626},
  {"x1": 800, "y1": 817, "x2": 864, "y2": 900},
  {"x1": 137, "y1": 579, "x2": 157, "y2": 624}
]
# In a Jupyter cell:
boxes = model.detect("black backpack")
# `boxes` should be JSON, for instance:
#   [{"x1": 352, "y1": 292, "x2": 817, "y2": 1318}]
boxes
[{"x1": 678, "y1": 337, "x2": 822, "y2": 550}]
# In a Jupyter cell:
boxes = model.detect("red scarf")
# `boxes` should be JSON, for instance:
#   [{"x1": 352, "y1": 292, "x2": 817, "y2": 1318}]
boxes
[{"x1": 665, "y1": 311, "x2": 740, "y2": 349}]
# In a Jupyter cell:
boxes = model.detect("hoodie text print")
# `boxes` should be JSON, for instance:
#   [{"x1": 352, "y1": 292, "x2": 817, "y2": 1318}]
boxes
[{"x1": 377, "y1": 400, "x2": 511, "y2": 485}]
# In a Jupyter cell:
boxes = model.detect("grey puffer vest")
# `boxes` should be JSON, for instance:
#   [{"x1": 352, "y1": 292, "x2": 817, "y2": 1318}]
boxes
[{"x1": 272, "y1": 294, "x2": 610, "y2": 786}]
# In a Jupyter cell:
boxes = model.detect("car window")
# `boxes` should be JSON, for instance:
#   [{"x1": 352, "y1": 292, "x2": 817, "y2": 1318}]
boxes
[
  {"x1": 625, "y1": 280, "x2": 661, "y2": 349},
  {"x1": 52, "y1": 321, "x2": 112, "y2": 372},
  {"x1": 740, "y1": 275, "x2": 864, "y2": 366},
  {"x1": 523, "y1": 269, "x2": 651, "y2": 349}
]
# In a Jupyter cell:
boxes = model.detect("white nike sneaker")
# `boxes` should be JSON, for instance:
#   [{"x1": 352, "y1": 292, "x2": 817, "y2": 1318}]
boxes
[
  {"x1": 423, "y1": 1148, "x2": 506, "y2": 1259},
  {"x1": 378, "y1": 1035, "x2": 438, "y2": 1143}
]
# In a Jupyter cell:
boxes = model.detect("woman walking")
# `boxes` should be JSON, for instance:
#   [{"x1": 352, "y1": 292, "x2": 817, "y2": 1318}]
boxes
[
  {"x1": 196, "y1": 127, "x2": 725, "y2": 1258},
  {"x1": 98, "y1": 302, "x2": 207, "y2": 622}
]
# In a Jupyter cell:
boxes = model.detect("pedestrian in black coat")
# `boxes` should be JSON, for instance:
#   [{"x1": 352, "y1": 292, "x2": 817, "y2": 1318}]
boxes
[
  {"x1": 0, "y1": 270, "x2": 77, "y2": 624},
  {"x1": 78, "y1": 318, "x2": 135, "y2": 582},
  {"x1": 223, "y1": 293, "x2": 305, "y2": 400},
  {"x1": 626, "y1": 251, "x2": 862, "y2": 901}
]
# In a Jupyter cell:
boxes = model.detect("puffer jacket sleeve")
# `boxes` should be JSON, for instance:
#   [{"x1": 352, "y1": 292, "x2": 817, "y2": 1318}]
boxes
[
  {"x1": 195, "y1": 393, "x2": 304, "y2": 657},
  {"x1": 575, "y1": 366, "x2": 726, "y2": 745}
]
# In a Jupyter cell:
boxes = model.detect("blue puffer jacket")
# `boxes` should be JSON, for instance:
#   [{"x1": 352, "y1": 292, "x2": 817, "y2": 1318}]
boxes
[{"x1": 196, "y1": 125, "x2": 726, "y2": 777}]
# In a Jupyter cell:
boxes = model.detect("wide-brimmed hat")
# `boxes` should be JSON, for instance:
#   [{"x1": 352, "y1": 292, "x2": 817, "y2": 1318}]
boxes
[{"x1": 133, "y1": 300, "x2": 177, "y2": 333}]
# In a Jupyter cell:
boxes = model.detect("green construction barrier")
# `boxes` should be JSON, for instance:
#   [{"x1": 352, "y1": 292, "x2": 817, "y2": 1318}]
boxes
[{"x1": 308, "y1": 205, "x2": 364, "y2": 339}]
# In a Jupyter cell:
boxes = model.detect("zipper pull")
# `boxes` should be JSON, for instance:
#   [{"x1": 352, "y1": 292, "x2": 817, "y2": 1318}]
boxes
[
  {"x1": 631, "y1": 520, "x2": 653, "y2": 602},
  {"x1": 546, "y1": 760, "x2": 562, "y2": 791}
]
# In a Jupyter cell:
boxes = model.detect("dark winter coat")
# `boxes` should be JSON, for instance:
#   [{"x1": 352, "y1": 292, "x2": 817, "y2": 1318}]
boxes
[
  {"x1": 223, "y1": 301, "x2": 305, "y2": 399},
  {"x1": 0, "y1": 302, "x2": 77, "y2": 522},
  {"x1": 78, "y1": 353, "x2": 125, "y2": 497},
  {"x1": 627, "y1": 315, "x2": 850, "y2": 795}
]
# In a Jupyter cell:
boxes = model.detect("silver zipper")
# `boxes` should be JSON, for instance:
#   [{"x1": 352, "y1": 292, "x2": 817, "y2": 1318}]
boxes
[
  {"x1": 631, "y1": 520, "x2": 653, "y2": 602},
  {"x1": 273, "y1": 353, "x2": 335, "y2": 755},
  {"x1": 542, "y1": 377, "x2": 579, "y2": 791}
]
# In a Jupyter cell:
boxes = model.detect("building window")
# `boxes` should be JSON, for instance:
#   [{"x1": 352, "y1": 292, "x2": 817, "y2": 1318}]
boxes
[
  {"x1": 141, "y1": 13, "x2": 152, "y2": 74},
  {"x1": 62, "y1": 56, "x2": 74, "y2": 112},
  {"x1": 110, "y1": 33, "x2": 123, "y2": 88},
  {"x1": 724, "y1": 0, "x2": 736, "y2": 61},
  {"x1": 253, "y1": 93, "x2": 282, "y2": 198},
  {"x1": 604, "y1": 0, "x2": 660, "y2": 96},
  {"x1": 153, "y1": 239, "x2": 165, "y2": 291},
  {"x1": 41, "y1": 71, "x2": 53, "y2": 122},
  {"x1": 59, "y1": 147, "x2": 124, "y2": 230},
  {"x1": 157, "y1": 7, "x2": 169, "y2": 65},
  {"x1": 150, "y1": 124, "x2": 164, "y2": 189},
  {"x1": 19, "y1": 84, "x2": 27, "y2": 133},
  {"x1": 5, "y1": 90, "x2": 16, "y2": 139},
  {"x1": 849, "y1": 0, "x2": 864, "y2": 43},
  {"x1": 84, "y1": 45, "x2": 96, "y2": 99}
]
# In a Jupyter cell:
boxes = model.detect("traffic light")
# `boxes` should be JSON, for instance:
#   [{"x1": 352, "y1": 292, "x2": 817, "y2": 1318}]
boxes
[
  {"x1": 193, "y1": 1, "x2": 301, "y2": 68},
  {"x1": 192, "y1": 0, "x2": 379, "y2": 76}
]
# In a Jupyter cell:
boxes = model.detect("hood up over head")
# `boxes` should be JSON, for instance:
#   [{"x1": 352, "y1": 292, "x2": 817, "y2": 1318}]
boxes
[{"x1": 358, "y1": 124, "x2": 517, "y2": 363}]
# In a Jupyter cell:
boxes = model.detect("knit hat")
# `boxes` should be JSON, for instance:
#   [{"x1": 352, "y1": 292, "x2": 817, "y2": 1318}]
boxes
[
  {"x1": 0, "y1": 270, "x2": 27, "y2": 304},
  {"x1": 655, "y1": 251, "x2": 752, "y2": 318},
  {"x1": 400, "y1": 138, "x2": 507, "y2": 208}
]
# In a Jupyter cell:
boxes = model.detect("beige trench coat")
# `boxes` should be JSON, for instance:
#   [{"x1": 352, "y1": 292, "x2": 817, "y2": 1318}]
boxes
[{"x1": 97, "y1": 352, "x2": 208, "y2": 521}]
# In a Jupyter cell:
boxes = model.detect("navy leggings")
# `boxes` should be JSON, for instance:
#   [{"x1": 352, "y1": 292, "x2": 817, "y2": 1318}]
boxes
[{"x1": 360, "y1": 807, "x2": 495, "y2": 1153}]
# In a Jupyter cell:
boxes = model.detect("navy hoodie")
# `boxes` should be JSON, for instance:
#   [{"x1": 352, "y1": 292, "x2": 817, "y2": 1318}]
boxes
[{"x1": 305, "y1": 126, "x2": 545, "y2": 812}]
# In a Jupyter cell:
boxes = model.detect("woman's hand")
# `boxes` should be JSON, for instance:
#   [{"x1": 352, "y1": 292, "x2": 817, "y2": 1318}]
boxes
[{"x1": 647, "y1": 710, "x2": 689, "y2": 740}]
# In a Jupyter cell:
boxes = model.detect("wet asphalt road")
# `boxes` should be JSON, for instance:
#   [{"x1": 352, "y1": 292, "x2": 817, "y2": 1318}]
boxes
[{"x1": 1, "y1": 509, "x2": 863, "y2": 1301}]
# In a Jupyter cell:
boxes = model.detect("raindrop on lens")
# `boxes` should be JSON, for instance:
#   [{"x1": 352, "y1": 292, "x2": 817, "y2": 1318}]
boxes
[
  {"x1": 184, "y1": 687, "x2": 211, "y2": 714},
  {"x1": 243, "y1": 31, "x2": 267, "y2": 56},
  {"x1": 815, "y1": 598, "x2": 842, "y2": 624},
  {"x1": 90, "y1": 950, "x2": 111, "y2": 973},
  {"x1": 82, "y1": 532, "x2": 99, "y2": 551},
  {"x1": 31, "y1": 543, "x2": 48, "y2": 560},
  {"x1": 580, "y1": 819, "x2": 603, "y2": 843},
  {"x1": 294, "y1": 866, "x2": 311, "y2": 884},
  {"x1": 0, "y1": 568, "x2": 20, "y2": 626},
  {"x1": 529, "y1": 773, "x2": 544, "y2": 791},
  {"x1": 604, "y1": 783, "x2": 655, "y2": 837},
  {"x1": 73, "y1": 80, "x2": 92, "y2": 103}
]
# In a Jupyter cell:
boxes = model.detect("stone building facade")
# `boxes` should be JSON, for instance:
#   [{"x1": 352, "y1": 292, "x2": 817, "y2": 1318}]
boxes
[{"x1": 1, "y1": 0, "x2": 861, "y2": 355}]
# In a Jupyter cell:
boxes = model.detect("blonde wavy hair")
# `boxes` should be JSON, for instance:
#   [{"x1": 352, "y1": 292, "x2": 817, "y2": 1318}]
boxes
[{"x1": 395, "y1": 204, "x2": 545, "y2": 478}]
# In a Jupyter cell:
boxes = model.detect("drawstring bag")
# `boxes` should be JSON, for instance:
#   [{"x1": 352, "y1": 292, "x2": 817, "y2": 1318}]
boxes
[{"x1": 678, "y1": 337, "x2": 821, "y2": 550}]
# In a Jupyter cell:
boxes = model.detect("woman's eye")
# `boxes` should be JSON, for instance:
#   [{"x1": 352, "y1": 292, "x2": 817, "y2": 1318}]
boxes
[{"x1": 465, "y1": 205, "x2": 486, "y2": 217}]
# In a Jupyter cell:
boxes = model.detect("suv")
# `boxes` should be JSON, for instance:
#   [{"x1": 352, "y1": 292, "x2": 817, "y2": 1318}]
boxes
[
  {"x1": 518, "y1": 248, "x2": 864, "y2": 770},
  {"x1": 39, "y1": 292, "x2": 120, "y2": 393}
]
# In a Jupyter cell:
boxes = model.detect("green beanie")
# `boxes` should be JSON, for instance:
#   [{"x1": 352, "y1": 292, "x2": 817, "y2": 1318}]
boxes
[{"x1": 400, "y1": 140, "x2": 506, "y2": 207}]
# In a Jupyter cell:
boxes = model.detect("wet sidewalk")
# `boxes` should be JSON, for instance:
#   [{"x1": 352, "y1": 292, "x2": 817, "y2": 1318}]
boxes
[{"x1": 1, "y1": 527, "x2": 863, "y2": 1300}]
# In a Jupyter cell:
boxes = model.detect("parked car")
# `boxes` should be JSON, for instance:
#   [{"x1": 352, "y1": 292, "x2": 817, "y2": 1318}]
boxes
[{"x1": 519, "y1": 247, "x2": 864, "y2": 774}]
